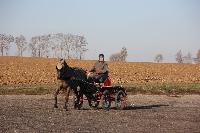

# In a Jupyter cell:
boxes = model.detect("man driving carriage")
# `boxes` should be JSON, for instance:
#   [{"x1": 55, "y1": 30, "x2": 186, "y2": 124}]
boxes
[{"x1": 88, "y1": 54, "x2": 109, "y2": 83}]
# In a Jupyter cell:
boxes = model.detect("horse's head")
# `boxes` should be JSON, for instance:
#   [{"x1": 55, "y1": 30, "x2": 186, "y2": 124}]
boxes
[{"x1": 56, "y1": 59, "x2": 70, "y2": 79}]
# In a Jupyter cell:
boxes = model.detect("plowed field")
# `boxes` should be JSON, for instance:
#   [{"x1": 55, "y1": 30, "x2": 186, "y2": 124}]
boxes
[{"x1": 0, "y1": 56, "x2": 200, "y2": 85}]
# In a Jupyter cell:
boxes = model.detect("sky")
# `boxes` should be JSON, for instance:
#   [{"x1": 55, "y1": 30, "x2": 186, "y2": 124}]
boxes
[{"x1": 0, "y1": 0, "x2": 200, "y2": 62}]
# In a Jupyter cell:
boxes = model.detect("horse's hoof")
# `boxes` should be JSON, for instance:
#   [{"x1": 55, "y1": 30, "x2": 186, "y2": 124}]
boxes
[
  {"x1": 64, "y1": 107, "x2": 68, "y2": 111},
  {"x1": 54, "y1": 105, "x2": 58, "y2": 108},
  {"x1": 63, "y1": 106, "x2": 68, "y2": 110}
]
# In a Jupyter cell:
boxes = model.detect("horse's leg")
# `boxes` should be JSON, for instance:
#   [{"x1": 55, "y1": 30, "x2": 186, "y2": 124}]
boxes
[
  {"x1": 87, "y1": 97, "x2": 92, "y2": 107},
  {"x1": 54, "y1": 85, "x2": 62, "y2": 108},
  {"x1": 63, "y1": 87, "x2": 70, "y2": 110},
  {"x1": 63, "y1": 81, "x2": 70, "y2": 111},
  {"x1": 75, "y1": 93, "x2": 83, "y2": 110}
]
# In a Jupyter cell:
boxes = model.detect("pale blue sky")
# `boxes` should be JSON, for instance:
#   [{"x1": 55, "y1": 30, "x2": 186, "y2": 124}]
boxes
[{"x1": 0, "y1": 0, "x2": 200, "y2": 62}]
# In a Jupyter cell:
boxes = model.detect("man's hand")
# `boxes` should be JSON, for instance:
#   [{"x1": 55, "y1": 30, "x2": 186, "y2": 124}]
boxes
[
  {"x1": 87, "y1": 72, "x2": 92, "y2": 78},
  {"x1": 95, "y1": 68, "x2": 100, "y2": 74}
]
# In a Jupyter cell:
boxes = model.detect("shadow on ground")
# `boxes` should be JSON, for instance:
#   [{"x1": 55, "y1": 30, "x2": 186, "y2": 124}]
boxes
[
  {"x1": 77, "y1": 104, "x2": 169, "y2": 111},
  {"x1": 122, "y1": 104, "x2": 169, "y2": 110}
]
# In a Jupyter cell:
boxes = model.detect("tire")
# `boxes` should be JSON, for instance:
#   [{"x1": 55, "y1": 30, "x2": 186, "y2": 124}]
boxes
[
  {"x1": 102, "y1": 90, "x2": 111, "y2": 110},
  {"x1": 91, "y1": 93, "x2": 100, "y2": 108},
  {"x1": 115, "y1": 90, "x2": 126, "y2": 110}
]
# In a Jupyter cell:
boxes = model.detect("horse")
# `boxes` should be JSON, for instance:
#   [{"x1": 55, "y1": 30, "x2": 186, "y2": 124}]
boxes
[{"x1": 54, "y1": 59, "x2": 87, "y2": 110}]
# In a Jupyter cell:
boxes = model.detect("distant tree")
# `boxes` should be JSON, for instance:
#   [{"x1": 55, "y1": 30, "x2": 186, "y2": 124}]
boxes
[
  {"x1": 193, "y1": 49, "x2": 200, "y2": 64},
  {"x1": 29, "y1": 37, "x2": 38, "y2": 57},
  {"x1": 28, "y1": 33, "x2": 88, "y2": 58},
  {"x1": 182, "y1": 52, "x2": 193, "y2": 64},
  {"x1": 110, "y1": 47, "x2": 128, "y2": 61},
  {"x1": 49, "y1": 33, "x2": 72, "y2": 58},
  {"x1": 76, "y1": 35, "x2": 88, "y2": 60},
  {"x1": 154, "y1": 54, "x2": 163, "y2": 63},
  {"x1": 15, "y1": 35, "x2": 27, "y2": 56},
  {"x1": 176, "y1": 50, "x2": 183, "y2": 63},
  {"x1": 29, "y1": 35, "x2": 50, "y2": 57},
  {"x1": 38, "y1": 35, "x2": 49, "y2": 57},
  {"x1": 63, "y1": 34, "x2": 74, "y2": 59},
  {"x1": 186, "y1": 52, "x2": 192, "y2": 60},
  {"x1": 197, "y1": 49, "x2": 200, "y2": 59},
  {"x1": 48, "y1": 34, "x2": 59, "y2": 58},
  {"x1": 49, "y1": 33, "x2": 64, "y2": 58},
  {"x1": 29, "y1": 42, "x2": 37, "y2": 57},
  {"x1": 71, "y1": 35, "x2": 88, "y2": 60},
  {"x1": 0, "y1": 34, "x2": 14, "y2": 56},
  {"x1": 120, "y1": 47, "x2": 128, "y2": 61}
]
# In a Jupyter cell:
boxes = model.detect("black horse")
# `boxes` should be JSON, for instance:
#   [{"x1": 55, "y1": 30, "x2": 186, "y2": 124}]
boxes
[{"x1": 54, "y1": 59, "x2": 87, "y2": 110}]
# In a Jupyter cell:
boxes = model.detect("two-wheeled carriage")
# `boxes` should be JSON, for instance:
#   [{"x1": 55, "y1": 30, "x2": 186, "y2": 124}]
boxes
[{"x1": 73, "y1": 76, "x2": 127, "y2": 110}]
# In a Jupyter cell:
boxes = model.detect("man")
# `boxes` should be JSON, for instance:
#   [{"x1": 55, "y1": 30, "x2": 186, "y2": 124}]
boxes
[{"x1": 88, "y1": 54, "x2": 109, "y2": 83}]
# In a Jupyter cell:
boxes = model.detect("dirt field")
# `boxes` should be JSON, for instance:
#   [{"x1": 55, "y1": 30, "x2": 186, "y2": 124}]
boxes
[
  {"x1": 0, "y1": 94, "x2": 200, "y2": 133},
  {"x1": 0, "y1": 56, "x2": 200, "y2": 85}
]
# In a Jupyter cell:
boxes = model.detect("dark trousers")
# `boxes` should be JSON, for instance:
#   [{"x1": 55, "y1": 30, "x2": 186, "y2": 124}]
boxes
[{"x1": 88, "y1": 73, "x2": 108, "y2": 83}]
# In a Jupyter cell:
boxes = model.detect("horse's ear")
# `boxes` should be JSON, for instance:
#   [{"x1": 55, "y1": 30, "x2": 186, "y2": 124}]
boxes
[
  {"x1": 63, "y1": 59, "x2": 69, "y2": 66},
  {"x1": 56, "y1": 62, "x2": 63, "y2": 70}
]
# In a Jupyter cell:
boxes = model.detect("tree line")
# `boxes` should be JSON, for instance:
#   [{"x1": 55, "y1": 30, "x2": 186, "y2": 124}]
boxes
[
  {"x1": 0, "y1": 33, "x2": 88, "y2": 59},
  {"x1": 154, "y1": 50, "x2": 200, "y2": 64},
  {"x1": 1, "y1": 33, "x2": 199, "y2": 63}
]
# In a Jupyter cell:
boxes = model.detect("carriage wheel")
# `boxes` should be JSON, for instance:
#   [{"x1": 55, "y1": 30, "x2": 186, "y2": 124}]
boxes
[
  {"x1": 91, "y1": 93, "x2": 100, "y2": 108},
  {"x1": 115, "y1": 90, "x2": 126, "y2": 110},
  {"x1": 102, "y1": 90, "x2": 111, "y2": 110},
  {"x1": 73, "y1": 95, "x2": 83, "y2": 110}
]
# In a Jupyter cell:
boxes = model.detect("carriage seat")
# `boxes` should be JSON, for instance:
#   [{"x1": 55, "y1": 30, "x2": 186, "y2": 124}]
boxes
[
  {"x1": 95, "y1": 76, "x2": 112, "y2": 87},
  {"x1": 103, "y1": 77, "x2": 112, "y2": 86}
]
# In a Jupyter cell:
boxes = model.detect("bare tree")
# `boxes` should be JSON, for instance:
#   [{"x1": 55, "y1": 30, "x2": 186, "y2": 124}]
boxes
[
  {"x1": 110, "y1": 47, "x2": 128, "y2": 61},
  {"x1": 176, "y1": 50, "x2": 183, "y2": 63},
  {"x1": 184, "y1": 52, "x2": 193, "y2": 64},
  {"x1": 29, "y1": 43, "x2": 37, "y2": 57},
  {"x1": 154, "y1": 54, "x2": 163, "y2": 63},
  {"x1": 63, "y1": 34, "x2": 74, "y2": 59},
  {"x1": 29, "y1": 35, "x2": 50, "y2": 57},
  {"x1": 197, "y1": 49, "x2": 200, "y2": 59},
  {"x1": 186, "y1": 52, "x2": 192, "y2": 59},
  {"x1": 29, "y1": 36, "x2": 38, "y2": 57},
  {"x1": 0, "y1": 34, "x2": 7, "y2": 56},
  {"x1": 54, "y1": 33, "x2": 69, "y2": 58},
  {"x1": 38, "y1": 35, "x2": 49, "y2": 57},
  {"x1": 49, "y1": 35, "x2": 59, "y2": 58},
  {"x1": 77, "y1": 35, "x2": 88, "y2": 60},
  {"x1": 28, "y1": 33, "x2": 88, "y2": 58},
  {"x1": 48, "y1": 33, "x2": 65, "y2": 58},
  {"x1": 120, "y1": 47, "x2": 128, "y2": 61},
  {"x1": 71, "y1": 35, "x2": 88, "y2": 59},
  {"x1": 15, "y1": 35, "x2": 27, "y2": 56},
  {"x1": 0, "y1": 34, "x2": 14, "y2": 56}
]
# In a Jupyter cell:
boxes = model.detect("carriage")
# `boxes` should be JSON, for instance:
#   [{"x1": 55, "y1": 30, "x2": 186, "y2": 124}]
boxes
[
  {"x1": 55, "y1": 59, "x2": 128, "y2": 111},
  {"x1": 73, "y1": 76, "x2": 128, "y2": 110}
]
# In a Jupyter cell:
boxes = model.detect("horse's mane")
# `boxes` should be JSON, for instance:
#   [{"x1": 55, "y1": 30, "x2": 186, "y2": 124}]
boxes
[
  {"x1": 56, "y1": 59, "x2": 87, "y2": 81},
  {"x1": 72, "y1": 67, "x2": 87, "y2": 80}
]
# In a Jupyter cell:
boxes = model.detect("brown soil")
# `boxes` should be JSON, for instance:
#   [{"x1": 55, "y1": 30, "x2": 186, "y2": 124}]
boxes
[
  {"x1": 0, "y1": 95, "x2": 200, "y2": 133},
  {"x1": 0, "y1": 56, "x2": 200, "y2": 86}
]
